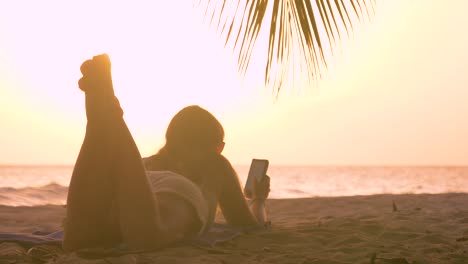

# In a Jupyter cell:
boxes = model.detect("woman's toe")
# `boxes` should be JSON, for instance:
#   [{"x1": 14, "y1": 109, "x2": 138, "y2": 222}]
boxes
[
  {"x1": 80, "y1": 59, "x2": 93, "y2": 76},
  {"x1": 78, "y1": 77, "x2": 89, "y2": 92}
]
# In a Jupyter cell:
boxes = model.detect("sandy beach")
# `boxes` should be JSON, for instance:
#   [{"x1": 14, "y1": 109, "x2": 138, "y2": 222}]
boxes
[{"x1": 1, "y1": 193, "x2": 467, "y2": 264}]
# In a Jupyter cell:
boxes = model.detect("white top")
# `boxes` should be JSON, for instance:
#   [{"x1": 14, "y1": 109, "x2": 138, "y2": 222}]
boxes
[{"x1": 146, "y1": 170, "x2": 217, "y2": 234}]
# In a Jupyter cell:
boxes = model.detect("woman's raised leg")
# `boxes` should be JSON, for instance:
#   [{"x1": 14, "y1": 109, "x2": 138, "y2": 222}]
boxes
[{"x1": 63, "y1": 54, "x2": 164, "y2": 251}]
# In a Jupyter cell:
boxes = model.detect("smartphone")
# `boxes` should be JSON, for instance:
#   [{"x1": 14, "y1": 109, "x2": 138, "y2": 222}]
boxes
[{"x1": 244, "y1": 159, "x2": 269, "y2": 199}]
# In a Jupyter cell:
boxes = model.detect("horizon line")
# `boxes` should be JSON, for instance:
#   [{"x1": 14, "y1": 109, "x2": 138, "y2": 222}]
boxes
[{"x1": 0, "y1": 163, "x2": 467, "y2": 168}]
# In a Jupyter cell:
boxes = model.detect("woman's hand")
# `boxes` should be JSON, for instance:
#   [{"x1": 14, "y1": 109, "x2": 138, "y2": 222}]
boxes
[
  {"x1": 252, "y1": 175, "x2": 270, "y2": 200},
  {"x1": 249, "y1": 175, "x2": 270, "y2": 225}
]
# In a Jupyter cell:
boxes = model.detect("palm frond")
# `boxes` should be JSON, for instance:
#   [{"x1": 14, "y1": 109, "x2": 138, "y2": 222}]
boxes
[{"x1": 198, "y1": 0, "x2": 376, "y2": 96}]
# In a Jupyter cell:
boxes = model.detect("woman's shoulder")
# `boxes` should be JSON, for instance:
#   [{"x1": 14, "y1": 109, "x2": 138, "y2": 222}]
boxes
[
  {"x1": 143, "y1": 153, "x2": 167, "y2": 171},
  {"x1": 207, "y1": 153, "x2": 236, "y2": 176},
  {"x1": 142, "y1": 155, "x2": 152, "y2": 167}
]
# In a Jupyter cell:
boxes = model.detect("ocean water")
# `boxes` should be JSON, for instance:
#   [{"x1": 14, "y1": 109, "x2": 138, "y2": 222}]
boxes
[{"x1": 0, "y1": 165, "x2": 467, "y2": 206}]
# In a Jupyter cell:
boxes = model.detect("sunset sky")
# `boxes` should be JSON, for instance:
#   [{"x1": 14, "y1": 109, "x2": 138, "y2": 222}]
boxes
[{"x1": 0, "y1": 1, "x2": 467, "y2": 166}]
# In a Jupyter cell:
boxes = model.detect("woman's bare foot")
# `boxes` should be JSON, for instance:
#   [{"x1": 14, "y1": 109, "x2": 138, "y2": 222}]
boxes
[
  {"x1": 78, "y1": 54, "x2": 122, "y2": 120},
  {"x1": 78, "y1": 54, "x2": 114, "y2": 97}
]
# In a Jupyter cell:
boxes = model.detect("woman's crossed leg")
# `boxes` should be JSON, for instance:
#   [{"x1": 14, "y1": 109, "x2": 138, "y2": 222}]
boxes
[{"x1": 63, "y1": 54, "x2": 173, "y2": 251}]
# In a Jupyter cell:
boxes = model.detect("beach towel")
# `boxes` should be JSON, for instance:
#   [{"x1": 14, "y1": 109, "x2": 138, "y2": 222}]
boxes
[{"x1": 0, "y1": 223, "x2": 243, "y2": 261}]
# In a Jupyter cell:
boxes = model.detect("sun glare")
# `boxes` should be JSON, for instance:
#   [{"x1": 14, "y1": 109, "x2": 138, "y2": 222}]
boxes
[
  {"x1": 0, "y1": 1, "x2": 271, "y2": 164},
  {"x1": 1, "y1": 1, "x2": 467, "y2": 165}
]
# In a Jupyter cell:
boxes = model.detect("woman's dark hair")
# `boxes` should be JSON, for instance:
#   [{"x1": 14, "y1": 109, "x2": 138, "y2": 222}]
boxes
[
  {"x1": 144, "y1": 105, "x2": 230, "y2": 191},
  {"x1": 165, "y1": 105, "x2": 224, "y2": 157}
]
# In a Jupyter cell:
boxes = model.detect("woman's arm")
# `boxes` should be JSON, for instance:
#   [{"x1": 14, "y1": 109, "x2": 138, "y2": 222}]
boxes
[{"x1": 217, "y1": 156, "x2": 267, "y2": 227}]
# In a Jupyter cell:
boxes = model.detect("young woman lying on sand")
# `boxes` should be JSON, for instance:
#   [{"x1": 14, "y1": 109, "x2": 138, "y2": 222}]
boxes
[{"x1": 62, "y1": 54, "x2": 270, "y2": 252}]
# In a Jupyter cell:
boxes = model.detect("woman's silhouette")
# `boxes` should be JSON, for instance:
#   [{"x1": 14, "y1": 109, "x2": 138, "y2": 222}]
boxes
[{"x1": 62, "y1": 54, "x2": 270, "y2": 251}]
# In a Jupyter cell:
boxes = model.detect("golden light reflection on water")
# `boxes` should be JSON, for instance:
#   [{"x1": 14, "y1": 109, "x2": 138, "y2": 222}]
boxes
[{"x1": 1, "y1": 166, "x2": 467, "y2": 206}]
